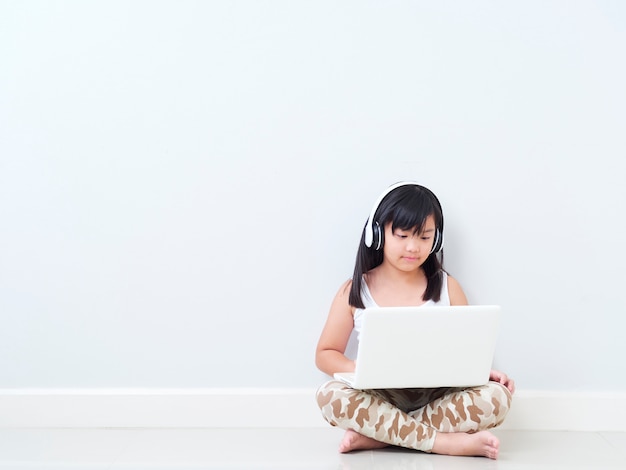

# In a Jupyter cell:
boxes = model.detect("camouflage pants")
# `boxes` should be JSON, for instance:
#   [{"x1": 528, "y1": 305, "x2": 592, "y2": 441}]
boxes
[{"x1": 316, "y1": 380, "x2": 512, "y2": 452}]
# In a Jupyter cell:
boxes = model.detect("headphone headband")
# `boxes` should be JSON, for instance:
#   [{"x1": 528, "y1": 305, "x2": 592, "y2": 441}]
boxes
[{"x1": 364, "y1": 181, "x2": 420, "y2": 248}]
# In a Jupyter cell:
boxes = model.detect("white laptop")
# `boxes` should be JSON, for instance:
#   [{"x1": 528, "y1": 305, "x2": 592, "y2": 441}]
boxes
[{"x1": 334, "y1": 305, "x2": 501, "y2": 389}]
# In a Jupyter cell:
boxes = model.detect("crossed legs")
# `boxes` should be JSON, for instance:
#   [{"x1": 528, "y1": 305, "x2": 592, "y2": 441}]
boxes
[{"x1": 316, "y1": 380, "x2": 512, "y2": 459}]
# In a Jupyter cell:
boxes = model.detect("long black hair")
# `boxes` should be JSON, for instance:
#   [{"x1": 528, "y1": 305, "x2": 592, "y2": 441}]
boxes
[{"x1": 348, "y1": 184, "x2": 445, "y2": 308}]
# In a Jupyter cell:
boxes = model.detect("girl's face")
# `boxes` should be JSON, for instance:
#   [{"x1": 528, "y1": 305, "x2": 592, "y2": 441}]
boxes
[{"x1": 383, "y1": 215, "x2": 437, "y2": 270}]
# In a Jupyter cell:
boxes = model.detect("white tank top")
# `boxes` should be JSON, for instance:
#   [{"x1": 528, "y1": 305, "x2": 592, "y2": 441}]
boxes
[{"x1": 352, "y1": 272, "x2": 450, "y2": 341}]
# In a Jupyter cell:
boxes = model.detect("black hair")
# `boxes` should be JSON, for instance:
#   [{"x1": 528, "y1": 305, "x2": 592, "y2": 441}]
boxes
[{"x1": 348, "y1": 184, "x2": 445, "y2": 308}]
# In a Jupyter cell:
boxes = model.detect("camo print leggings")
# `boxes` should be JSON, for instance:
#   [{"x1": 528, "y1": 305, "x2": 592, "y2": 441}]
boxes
[{"x1": 316, "y1": 380, "x2": 512, "y2": 452}]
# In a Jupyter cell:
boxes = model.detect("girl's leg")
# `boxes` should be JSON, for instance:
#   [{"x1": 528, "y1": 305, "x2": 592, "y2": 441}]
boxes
[
  {"x1": 408, "y1": 382, "x2": 513, "y2": 459},
  {"x1": 408, "y1": 382, "x2": 512, "y2": 433},
  {"x1": 316, "y1": 380, "x2": 512, "y2": 456},
  {"x1": 316, "y1": 380, "x2": 439, "y2": 452}
]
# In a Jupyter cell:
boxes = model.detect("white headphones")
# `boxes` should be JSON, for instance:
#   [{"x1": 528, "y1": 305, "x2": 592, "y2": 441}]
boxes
[{"x1": 364, "y1": 181, "x2": 444, "y2": 253}]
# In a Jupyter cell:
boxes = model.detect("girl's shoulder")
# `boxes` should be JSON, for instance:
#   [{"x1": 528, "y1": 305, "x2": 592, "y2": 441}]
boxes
[
  {"x1": 328, "y1": 278, "x2": 356, "y2": 319},
  {"x1": 333, "y1": 278, "x2": 353, "y2": 306},
  {"x1": 446, "y1": 274, "x2": 469, "y2": 305},
  {"x1": 339, "y1": 277, "x2": 352, "y2": 294}
]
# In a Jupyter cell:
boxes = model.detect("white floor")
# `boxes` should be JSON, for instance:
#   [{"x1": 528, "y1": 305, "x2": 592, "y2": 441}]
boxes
[{"x1": 0, "y1": 428, "x2": 625, "y2": 469}]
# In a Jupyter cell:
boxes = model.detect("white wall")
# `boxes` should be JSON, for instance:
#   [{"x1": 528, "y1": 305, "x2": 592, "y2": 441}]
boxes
[{"x1": 1, "y1": 1, "x2": 625, "y2": 392}]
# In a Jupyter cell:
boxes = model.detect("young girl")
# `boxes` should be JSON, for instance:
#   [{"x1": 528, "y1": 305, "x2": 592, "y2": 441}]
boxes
[{"x1": 315, "y1": 182, "x2": 515, "y2": 460}]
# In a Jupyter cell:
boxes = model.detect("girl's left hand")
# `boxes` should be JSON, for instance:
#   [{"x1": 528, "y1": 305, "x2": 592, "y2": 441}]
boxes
[{"x1": 490, "y1": 369, "x2": 515, "y2": 394}]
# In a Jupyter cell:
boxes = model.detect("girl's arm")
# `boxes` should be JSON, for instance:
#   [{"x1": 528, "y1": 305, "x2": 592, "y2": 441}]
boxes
[
  {"x1": 315, "y1": 280, "x2": 356, "y2": 376},
  {"x1": 447, "y1": 275, "x2": 469, "y2": 306}
]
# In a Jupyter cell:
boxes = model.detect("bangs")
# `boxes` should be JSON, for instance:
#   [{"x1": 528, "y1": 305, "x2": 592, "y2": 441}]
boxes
[{"x1": 385, "y1": 193, "x2": 437, "y2": 233}]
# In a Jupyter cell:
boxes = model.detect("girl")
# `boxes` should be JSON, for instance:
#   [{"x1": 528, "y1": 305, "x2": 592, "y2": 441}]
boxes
[{"x1": 315, "y1": 182, "x2": 515, "y2": 460}]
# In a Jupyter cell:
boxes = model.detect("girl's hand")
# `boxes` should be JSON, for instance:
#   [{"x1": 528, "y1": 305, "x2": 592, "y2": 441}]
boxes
[{"x1": 490, "y1": 369, "x2": 515, "y2": 394}]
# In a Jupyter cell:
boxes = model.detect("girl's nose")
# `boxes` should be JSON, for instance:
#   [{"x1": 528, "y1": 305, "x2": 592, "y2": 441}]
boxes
[{"x1": 406, "y1": 236, "x2": 419, "y2": 251}]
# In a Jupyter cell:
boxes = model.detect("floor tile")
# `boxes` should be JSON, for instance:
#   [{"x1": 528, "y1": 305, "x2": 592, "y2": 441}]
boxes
[
  {"x1": 600, "y1": 432, "x2": 626, "y2": 456},
  {"x1": 0, "y1": 428, "x2": 138, "y2": 469},
  {"x1": 111, "y1": 427, "x2": 346, "y2": 469},
  {"x1": 495, "y1": 430, "x2": 626, "y2": 469},
  {"x1": 0, "y1": 428, "x2": 625, "y2": 469}
]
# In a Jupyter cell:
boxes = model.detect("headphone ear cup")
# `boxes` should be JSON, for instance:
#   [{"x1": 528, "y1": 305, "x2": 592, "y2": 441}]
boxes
[
  {"x1": 373, "y1": 222, "x2": 382, "y2": 250},
  {"x1": 430, "y1": 229, "x2": 443, "y2": 254}
]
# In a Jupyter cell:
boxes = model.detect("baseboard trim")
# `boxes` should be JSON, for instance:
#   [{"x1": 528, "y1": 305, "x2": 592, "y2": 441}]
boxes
[{"x1": 0, "y1": 388, "x2": 624, "y2": 431}]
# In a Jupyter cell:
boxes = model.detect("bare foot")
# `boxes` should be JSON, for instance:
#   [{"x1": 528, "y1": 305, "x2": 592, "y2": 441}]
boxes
[
  {"x1": 338, "y1": 429, "x2": 389, "y2": 453},
  {"x1": 431, "y1": 430, "x2": 500, "y2": 460}
]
